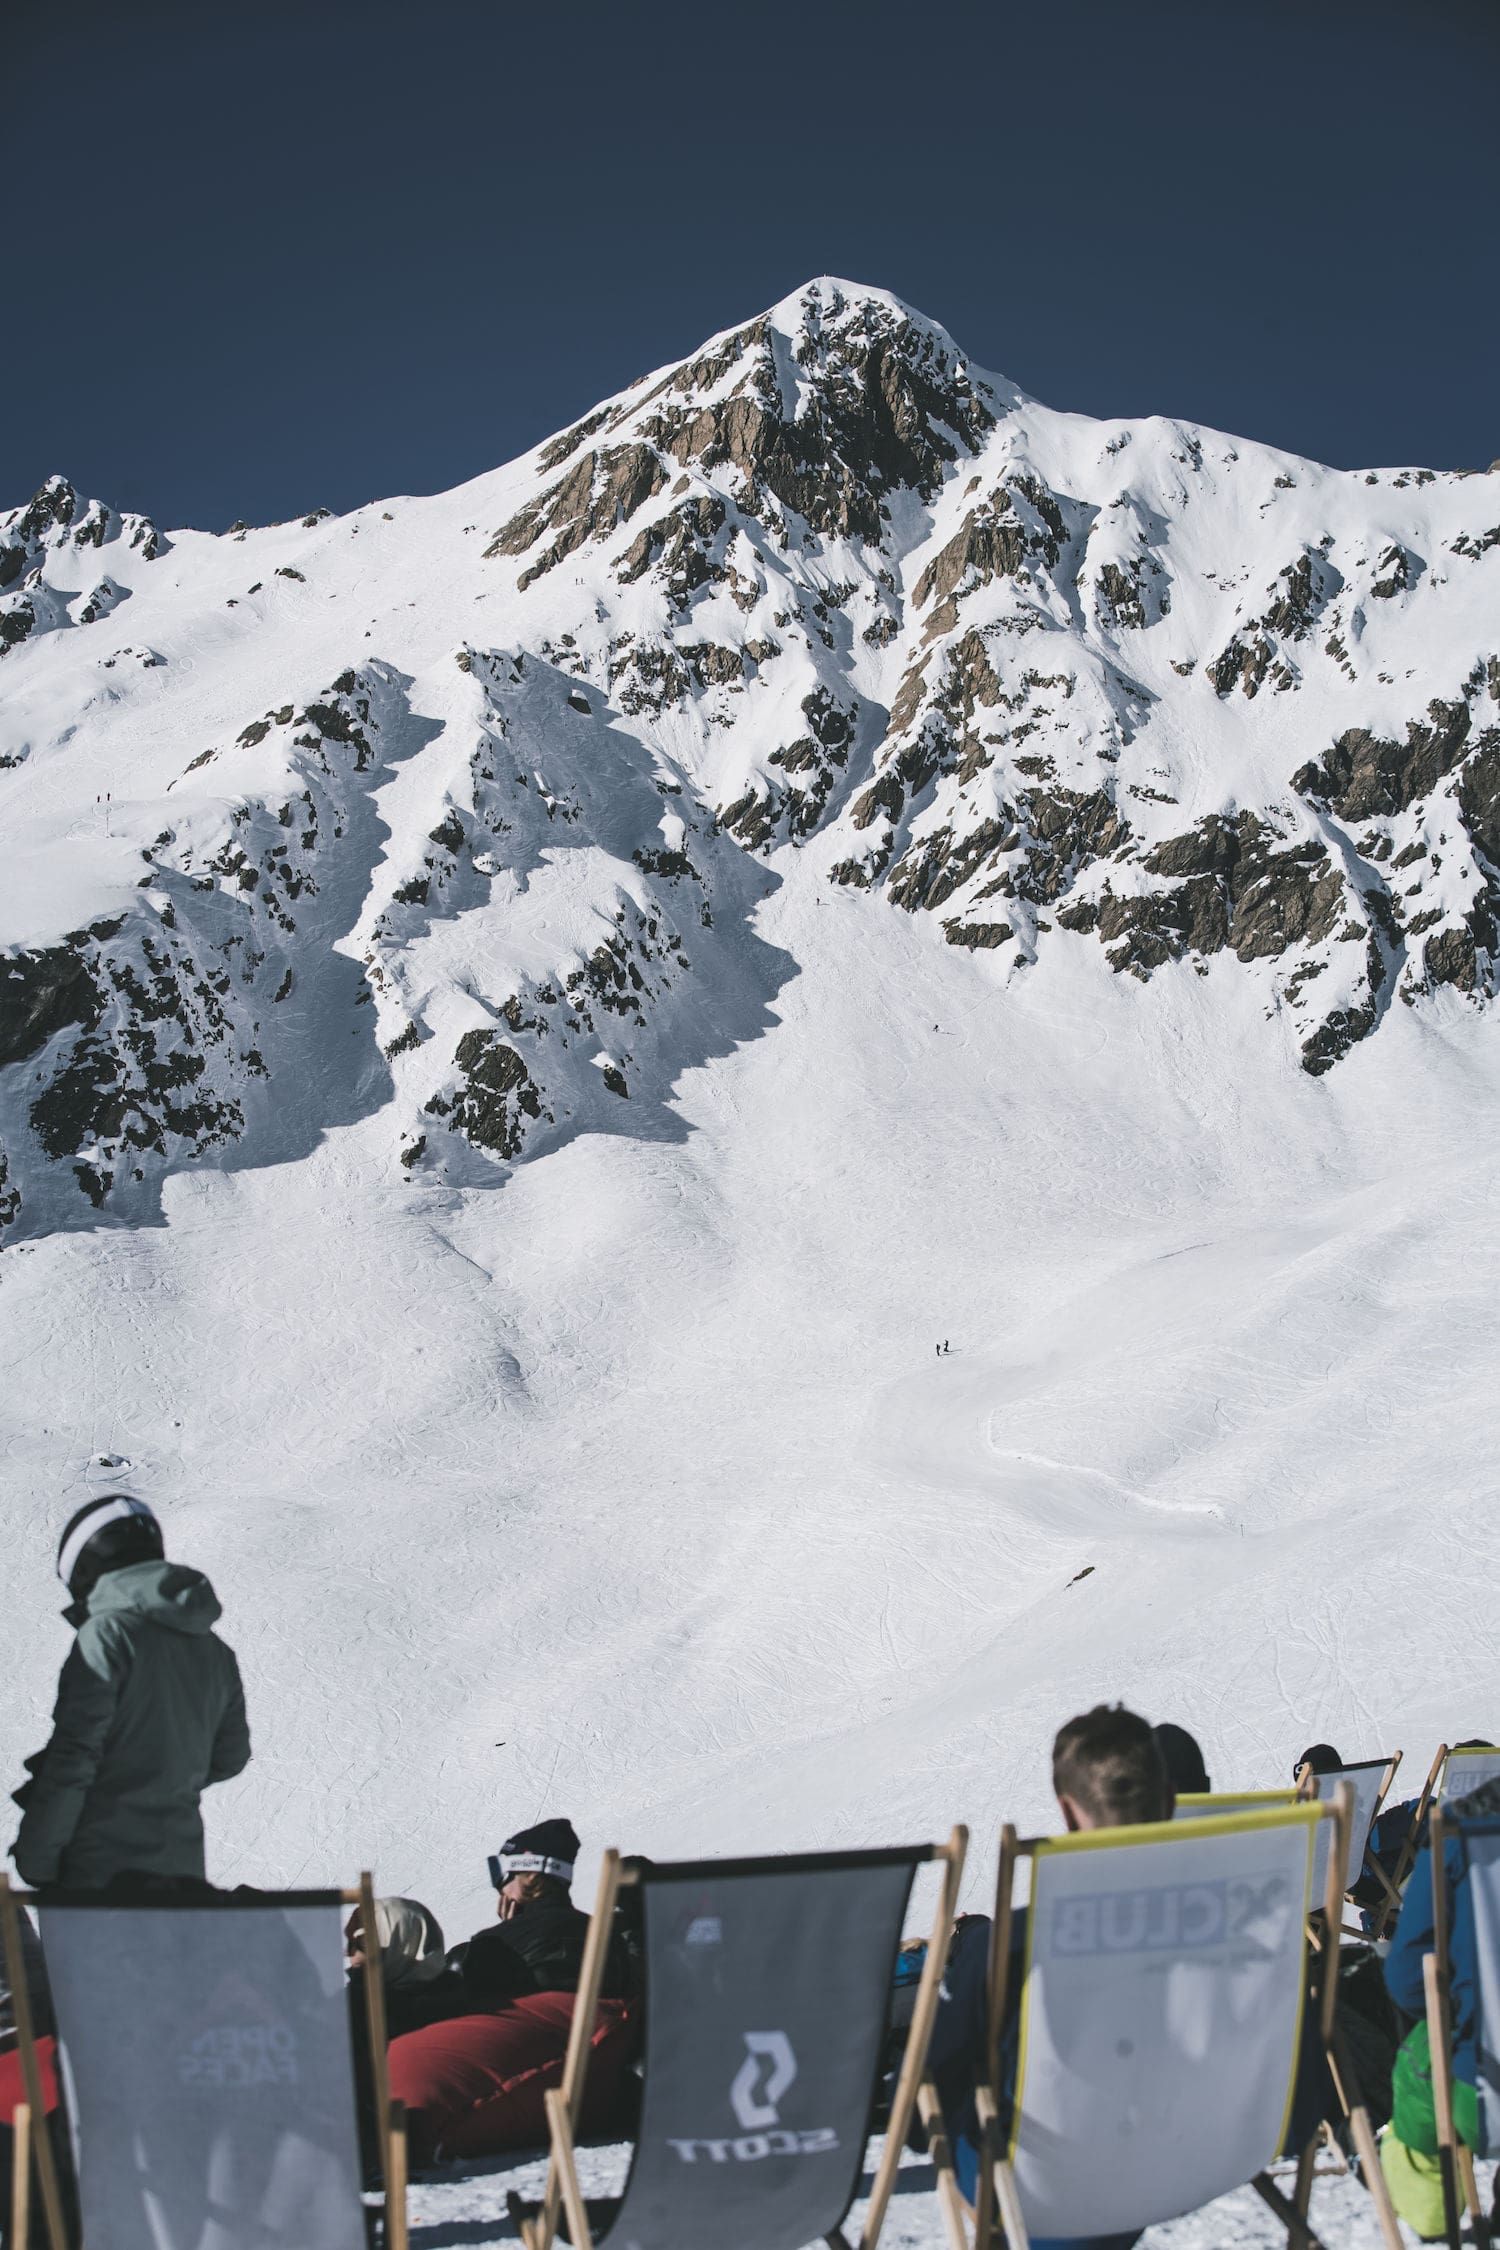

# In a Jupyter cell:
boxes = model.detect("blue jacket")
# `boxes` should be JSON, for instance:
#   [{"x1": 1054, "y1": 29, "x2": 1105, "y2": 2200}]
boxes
[{"x1": 1385, "y1": 1833, "x2": 1477, "y2": 2085}]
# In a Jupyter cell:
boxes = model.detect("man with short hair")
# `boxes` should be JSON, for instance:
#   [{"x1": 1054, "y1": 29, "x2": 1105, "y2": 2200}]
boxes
[
  {"x1": 928, "y1": 1706, "x2": 1172, "y2": 2250},
  {"x1": 11, "y1": 1495, "x2": 250, "y2": 1890},
  {"x1": 1053, "y1": 1705, "x2": 1174, "y2": 1830}
]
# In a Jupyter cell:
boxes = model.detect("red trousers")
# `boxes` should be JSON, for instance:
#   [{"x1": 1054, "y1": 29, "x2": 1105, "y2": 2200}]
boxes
[
  {"x1": 388, "y1": 1993, "x2": 632, "y2": 2164},
  {"x1": 0, "y1": 2037, "x2": 59, "y2": 2122}
]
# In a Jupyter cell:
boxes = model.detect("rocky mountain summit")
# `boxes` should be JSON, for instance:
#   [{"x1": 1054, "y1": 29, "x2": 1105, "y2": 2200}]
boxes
[{"x1": 2, "y1": 280, "x2": 1497, "y2": 1243}]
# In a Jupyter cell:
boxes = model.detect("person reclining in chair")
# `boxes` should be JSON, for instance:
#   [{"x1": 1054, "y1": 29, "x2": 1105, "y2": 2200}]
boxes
[
  {"x1": 451, "y1": 1818, "x2": 592, "y2": 2003},
  {"x1": 927, "y1": 1703, "x2": 1174, "y2": 2250},
  {"x1": 1380, "y1": 1769, "x2": 1500, "y2": 2239},
  {"x1": 386, "y1": 1819, "x2": 639, "y2": 2168}
]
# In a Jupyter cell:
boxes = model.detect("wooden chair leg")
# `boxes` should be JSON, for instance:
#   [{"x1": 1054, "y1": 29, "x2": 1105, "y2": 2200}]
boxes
[
  {"x1": 1424, "y1": 1951, "x2": 1464, "y2": 2250},
  {"x1": 972, "y1": 2084, "x2": 1003, "y2": 2249},
  {"x1": 384, "y1": 2099, "x2": 409, "y2": 2250},
  {"x1": 10, "y1": 2102, "x2": 31, "y2": 2250},
  {"x1": 861, "y1": 1832, "x2": 967, "y2": 2250},
  {"x1": 991, "y1": 2157, "x2": 1029, "y2": 2250},
  {"x1": 916, "y1": 2079, "x2": 971, "y2": 2250},
  {"x1": 1457, "y1": 2144, "x2": 1491, "y2": 2250},
  {"x1": 544, "y1": 2086, "x2": 594, "y2": 2250},
  {"x1": 1324, "y1": 2025, "x2": 1405, "y2": 2250},
  {"x1": 1251, "y1": 2170, "x2": 1334, "y2": 2250},
  {"x1": 971, "y1": 2114, "x2": 995, "y2": 2250}
]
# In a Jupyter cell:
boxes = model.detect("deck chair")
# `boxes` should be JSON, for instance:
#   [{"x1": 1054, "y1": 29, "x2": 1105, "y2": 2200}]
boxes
[
  {"x1": 1294, "y1": 1755, "x2": 1402, "y2": 1934},
  {"x1": 1380, "y1": 1742, "x2": 1451, "y2": 1913},
  {"x1": 1422, "y1": 1801, "x2": 1500, "y2": 2250},
  {"x1": 1379, "y1": 1746, "x2": 1500, "y2": 1943},
  {"x1": 1438, "y1": 1744, "x2": 1500, "y2": 1804},
  {"x1": 0, "y1": 1871, "x2": 406, "y2": 2250},
  {"x1": 969, "y1": 1790, "x2": 1404, "y2": 2250},
  {"x1": 513, "y1": 1829, "x2": 968, "y2": 2250}
]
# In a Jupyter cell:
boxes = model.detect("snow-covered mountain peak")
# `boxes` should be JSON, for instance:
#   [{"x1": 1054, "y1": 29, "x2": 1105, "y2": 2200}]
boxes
[
  {"x1": 2, "y1": 284, "x2": 1498, "y2": 1246},
  {"x1": 488, "y1": 275, "x2": 1001, "y2": 592},
  {"x1": 0, "y1": 473, "x2": 164, "y2": 661}
]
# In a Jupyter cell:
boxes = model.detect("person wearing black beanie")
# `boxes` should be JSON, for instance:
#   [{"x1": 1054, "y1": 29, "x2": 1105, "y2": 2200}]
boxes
[
  {"x1": 1294, "y1": 1743, "x2": 1344, "y2": 1783},
  {"x1": 1153, "y1": 1722, "x2": 1211, "y2": 1798},
  {"x1": 486, "y1": 1817, "x2": 580, "y2": 1893},
  {"x1": 455, "y1": 1817, "x2": 593, "y2": 2004}
]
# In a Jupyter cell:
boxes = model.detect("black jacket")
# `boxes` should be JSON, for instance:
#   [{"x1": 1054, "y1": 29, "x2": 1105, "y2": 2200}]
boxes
[{"x1": 457, "y1": 1896, "x2": 593, "y2": 2004}]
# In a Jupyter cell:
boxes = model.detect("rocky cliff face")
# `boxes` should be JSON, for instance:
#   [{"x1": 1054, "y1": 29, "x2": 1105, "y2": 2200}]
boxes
[{"x1": 2, "y1": 280, "x2": 1497, "y2": 1240}]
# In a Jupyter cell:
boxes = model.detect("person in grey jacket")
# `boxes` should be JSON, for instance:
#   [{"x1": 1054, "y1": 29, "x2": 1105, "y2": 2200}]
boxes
[{"x1": 11, "y1": 1495, "x2": 250, "y2": 1890}]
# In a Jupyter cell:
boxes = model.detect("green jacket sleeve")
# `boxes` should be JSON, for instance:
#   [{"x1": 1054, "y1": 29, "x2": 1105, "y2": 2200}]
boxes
[
  {"x1": 13, "y1": 1623, "x2": 127, "y2": 1886},
  {"x1": 206, "y1": 1649, "x2": 251, "y2": 1785}
]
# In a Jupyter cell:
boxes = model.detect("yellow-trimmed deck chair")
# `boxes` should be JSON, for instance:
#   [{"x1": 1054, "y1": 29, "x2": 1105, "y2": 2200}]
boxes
[
  {"x1": 1422, "y1": 1800, "x2": 1500, "y2": 2250},
  {"x1": 1437, "y1": 1744, "x2": 1500, "y2": 1804},
  {"x1": 0, "y1": 1871, "x2": 406, "y2": 2250},
  {"x1": 969, "y1": 1790, "x2": 1403, "y2": 2250},
  {"x1": 1380, "y1": 1746, "x2": 1500, "y2": 1946},
  {"x1": 512, "y1": 1831, "x2": 967, "y2": 2250}
]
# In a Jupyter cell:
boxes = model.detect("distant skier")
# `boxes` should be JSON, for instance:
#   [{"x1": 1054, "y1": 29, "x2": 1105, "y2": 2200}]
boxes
[{"x1": 11, "y1": 1495, "x2": 250, "y2": 1890}]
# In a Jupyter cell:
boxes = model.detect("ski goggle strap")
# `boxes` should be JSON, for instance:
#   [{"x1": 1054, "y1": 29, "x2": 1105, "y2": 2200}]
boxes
[
  {"x1": 488, "y1": 1849, "x2": 574, "y2": 1888},
  {"x1": 57, "y1": 1495, "x2": 158, "y2": 1585}
]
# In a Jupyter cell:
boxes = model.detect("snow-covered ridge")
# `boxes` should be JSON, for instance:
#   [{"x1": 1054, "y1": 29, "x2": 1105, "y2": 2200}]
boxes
[{"x1": 2, "y1": 277, "x2": 1498, "y2": 1243}]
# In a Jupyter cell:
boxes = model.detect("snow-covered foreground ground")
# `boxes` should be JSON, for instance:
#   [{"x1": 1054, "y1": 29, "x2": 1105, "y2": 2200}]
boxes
[{"x1": 400, "y1": 2133, "x2": 1475, "y2": 2247}]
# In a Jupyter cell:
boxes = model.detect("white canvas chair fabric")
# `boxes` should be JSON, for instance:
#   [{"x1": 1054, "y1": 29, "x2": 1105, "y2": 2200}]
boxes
[
  {"x1": 1306, "y1": 1758, "x2": 1394, "y2": 1905},
  {"x1": 1441, "y1": 1748, "x2": 1500, "y2": 1803},
  {"x1": 1001, "y1": 1805, "x2": 1319, "y2": 2240},
  {"x1": 1454, "y1": 1815, "x2": 1500, "y2": 2158},
  {"x1": 521, "y1": 1836, "x2": 966, "y2": 2250},
  {"x1": 36, "y1": 1891, "x2": 370, "y2": 2250}
]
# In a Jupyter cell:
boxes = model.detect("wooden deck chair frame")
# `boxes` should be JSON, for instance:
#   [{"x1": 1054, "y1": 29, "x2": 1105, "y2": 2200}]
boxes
[
  {"x1": 516, "y1": 1827, "x2": 968, "y2": 2250},
  {"x1": 1433, "y1": 1744, "x2": 1500, "y2": 1816},
  {"x1": 1293, "y1": 1753, "x2": 1404, "y2": 1939},
  {"x1": 0, "y1": 1869, "x2": 408, "y2": 2250},
  {"x1": 967, "y1": 1786, "x2": 1404, "y2": 2250},
  {"x1": 1371, "y1": 1742, "x2": 1450, "y2": 1942},
  {"x1": 1421, "y1": 1803, "x2": 1492, "y2": 2250}
]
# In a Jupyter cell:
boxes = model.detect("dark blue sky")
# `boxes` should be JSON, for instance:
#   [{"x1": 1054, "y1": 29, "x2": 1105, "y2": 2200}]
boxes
[{"x1": 8, "y1": 0, "x2": 1497, "y2": 530}]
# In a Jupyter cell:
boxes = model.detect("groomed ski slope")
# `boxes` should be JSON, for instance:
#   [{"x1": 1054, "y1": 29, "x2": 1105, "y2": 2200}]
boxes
[
  {"x1": 4, "y1": 847, "x2": 1499, "y2": 2240},
  {"x1": 6, "y1": 865, "x2": 1498, "y2": 1945}
]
